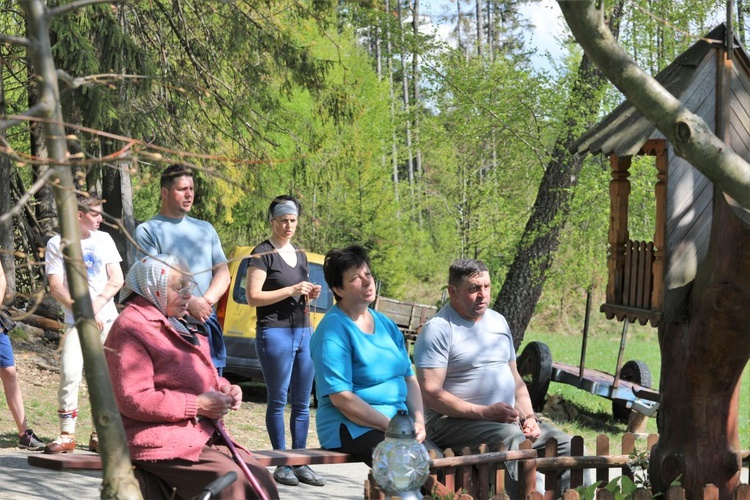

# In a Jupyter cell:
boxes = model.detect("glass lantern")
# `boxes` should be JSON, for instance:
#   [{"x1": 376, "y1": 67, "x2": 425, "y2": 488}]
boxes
[{"x1": 372, "y1": 410, "x2": 431, "y2": 500}]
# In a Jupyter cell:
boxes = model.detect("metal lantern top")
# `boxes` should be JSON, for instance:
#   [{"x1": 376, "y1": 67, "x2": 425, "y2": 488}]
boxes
[{"x1": 385, "y1": 410, "x2": 417, "y2": 439}]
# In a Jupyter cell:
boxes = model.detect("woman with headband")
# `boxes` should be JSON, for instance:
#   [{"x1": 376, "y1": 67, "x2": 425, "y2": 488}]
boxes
[{"x1": 245, "y1": 195, "x2": 325, "y2": 487}]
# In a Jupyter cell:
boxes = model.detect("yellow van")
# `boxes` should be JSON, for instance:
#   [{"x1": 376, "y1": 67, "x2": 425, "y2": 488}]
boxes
[{"x1": 216, "y1": 246, "x2": 334, "y2": 381}]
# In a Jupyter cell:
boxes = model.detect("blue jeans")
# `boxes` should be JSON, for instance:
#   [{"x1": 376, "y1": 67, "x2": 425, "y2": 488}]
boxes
[
  {"x1": 256, "y1": 326, "x2": 314, "y2": 450},
  {"x1": 204, "y1": 312, "x2": 226, "y2": 373}
]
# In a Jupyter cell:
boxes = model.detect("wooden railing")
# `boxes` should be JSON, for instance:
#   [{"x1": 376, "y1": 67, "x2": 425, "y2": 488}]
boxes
[
  {"x1": 602, "y1": 239, "x2": 662, "y2": 325},
  {"x1": 621, "y1": 240, "x2": 654, "y2": 310},
  {"x1": 365, "y1": 433, "x2": 750, "y2": 499}
]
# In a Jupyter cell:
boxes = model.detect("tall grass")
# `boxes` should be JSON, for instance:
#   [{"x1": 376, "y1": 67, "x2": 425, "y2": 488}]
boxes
[{"x1": 520, "y1": 323, "x2": 750, "y2": 451}]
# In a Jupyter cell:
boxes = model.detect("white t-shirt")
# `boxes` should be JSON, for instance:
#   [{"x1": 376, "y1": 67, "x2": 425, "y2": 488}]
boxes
[
  {"x1": 45, "y1": 231, "x2": 122, "y2": 324},
  {"x1": 413, "y1": 304, "x2": 517, "y2": 422}
]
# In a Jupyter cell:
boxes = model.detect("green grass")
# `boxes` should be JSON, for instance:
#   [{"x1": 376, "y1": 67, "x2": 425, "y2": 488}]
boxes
[{"x1": 520, "y1": 324, "x2": 750, "y2": 451}]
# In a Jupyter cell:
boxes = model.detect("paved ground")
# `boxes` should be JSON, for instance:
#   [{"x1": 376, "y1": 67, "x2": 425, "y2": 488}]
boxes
[
  {"x1": 0, "y1": 450, "x2": 371, "y2": 499},
  {"x1": 4, "y1": 448, "x2": 747, "y2": 499}
]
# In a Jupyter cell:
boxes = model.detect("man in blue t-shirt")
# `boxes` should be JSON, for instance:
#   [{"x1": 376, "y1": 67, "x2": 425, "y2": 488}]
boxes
[
  {"x1": 134, "y1": 164, "x2": 230, "y2": 373},
  {"x1": 413, "y1": 258, "x2": 577, "y2": 496}
]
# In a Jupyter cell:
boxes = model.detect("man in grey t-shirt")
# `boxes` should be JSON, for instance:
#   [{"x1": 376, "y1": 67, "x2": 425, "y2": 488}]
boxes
[{"x1": 413, "y1": 258, "x2": 574, "y2": 495}]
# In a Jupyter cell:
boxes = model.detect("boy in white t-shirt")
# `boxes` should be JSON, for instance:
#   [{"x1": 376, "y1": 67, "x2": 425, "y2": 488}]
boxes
[{"x1": 44, "y1": 192, "x2": 124, "y2": 453}]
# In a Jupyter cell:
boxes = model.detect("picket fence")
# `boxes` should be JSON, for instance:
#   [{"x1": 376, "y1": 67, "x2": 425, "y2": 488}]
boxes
[{"x1": 364, "y1": 433, "x2": 750, "y2": 500}]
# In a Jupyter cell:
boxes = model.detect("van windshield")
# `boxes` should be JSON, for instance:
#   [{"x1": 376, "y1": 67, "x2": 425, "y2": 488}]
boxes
[
  {"x1": 308, "y1": 263, "x2": 333, "y2": 313},
  {"x1": 234, "y1": 258, "x2": 333, "y2": 314}
]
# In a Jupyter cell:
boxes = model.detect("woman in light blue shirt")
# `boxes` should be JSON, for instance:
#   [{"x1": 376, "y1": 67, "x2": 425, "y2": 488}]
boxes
[{"x1": 310, "y1": 245, "x2": 426, "y2": 465}]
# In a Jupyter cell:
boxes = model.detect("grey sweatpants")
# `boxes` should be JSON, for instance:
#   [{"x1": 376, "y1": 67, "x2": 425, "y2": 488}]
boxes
[{"x1": 426, "y1": 416, "x2": 574, "y2": 496}]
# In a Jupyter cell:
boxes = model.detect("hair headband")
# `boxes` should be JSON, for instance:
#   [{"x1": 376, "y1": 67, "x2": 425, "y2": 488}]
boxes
[{"x1": 270, "y1": 200, "x2": 298, "y2": 220}]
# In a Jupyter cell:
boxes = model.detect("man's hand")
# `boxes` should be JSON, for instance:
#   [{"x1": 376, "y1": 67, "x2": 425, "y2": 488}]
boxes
[
  {"x1": 196, "y1": 390, "x2": 234, "y2": 419},
  {"x1": 479, "y1": 402, "x2": 520, "y2": 423},
  {"x1": 188, "y1": 296, "x2": 214, "y2": 323},
  {"x1": 92, "y1": 296, "x2": 107, "y2": 315},
  {"x1": 521, "y1": 416, "x2": 541, "y2": 441}
]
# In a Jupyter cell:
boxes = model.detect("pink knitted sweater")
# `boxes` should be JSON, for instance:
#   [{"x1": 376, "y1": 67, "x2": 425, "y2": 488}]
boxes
[{"x1": 104, "y1": 296, "x2": 239, "y2": 462}]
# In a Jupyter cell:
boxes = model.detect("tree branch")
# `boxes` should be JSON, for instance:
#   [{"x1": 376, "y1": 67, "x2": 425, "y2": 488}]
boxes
[
  {"x1": 0, "y1": 168, "x2": 55, "y2": 224},
  {"x1": 48, "y1": 0, "x2": 114, "y2": 17},
  {"x1": 0, "y1": 35, "x2": 31, "y2": 48},
  {"x1": 0, "y1": 102, "x2": 52, "y2": 132},
  {"x1": 56, "y1": 69, "x2": 149, "y2": 89},
  {"x1": 558, "y1": 0, "x2": 750, "y2": 209}
]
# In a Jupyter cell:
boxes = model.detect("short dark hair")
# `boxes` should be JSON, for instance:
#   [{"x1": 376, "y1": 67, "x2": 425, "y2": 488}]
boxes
[
  {"x1": 448, "y1": 258, "x2": 489, "y2": 287},
  {"x1": 323, "y1": 245, "x2": 371, "y2": 301},
  {"x1": 76, "y1": 192, "x2": 103, "y2": 213},
  {"x1": 267, "y1": 195, "x2": 302, "y2": 221},
  {"x1": 160, "y1": 164, "x2": 194, "y2": 189}
]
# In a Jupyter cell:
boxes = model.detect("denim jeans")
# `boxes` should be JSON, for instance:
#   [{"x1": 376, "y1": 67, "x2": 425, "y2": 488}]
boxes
[
  {"x1": 203, "y1": 311, "x2": 226, "y2": 372},
  {"x1": 256, "y1": 326, "x2": 314, "y2": 450}
]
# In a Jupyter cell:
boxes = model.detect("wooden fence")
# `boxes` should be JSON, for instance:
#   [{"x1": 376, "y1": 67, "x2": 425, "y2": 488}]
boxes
[{"x1": 365, "y1": 433, "x2": 750, "y2": 499}]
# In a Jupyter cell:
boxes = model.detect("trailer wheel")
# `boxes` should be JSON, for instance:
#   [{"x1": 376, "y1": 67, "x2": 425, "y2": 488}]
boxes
[
  {"x1": 517, "y1": 341, "x2": 553, "y2": 412},
  {"x1": 612, "y1": 359, "x2": 652, "y2": 422}
]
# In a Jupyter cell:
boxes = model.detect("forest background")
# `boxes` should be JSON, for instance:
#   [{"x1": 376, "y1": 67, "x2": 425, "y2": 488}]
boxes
[{"x1": 0, "y1": 0, "x2": 736, "y2": 342}]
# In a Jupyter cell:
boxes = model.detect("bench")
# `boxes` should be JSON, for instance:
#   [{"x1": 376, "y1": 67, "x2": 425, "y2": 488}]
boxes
[
  {"x1": 28, "y1": 446, "x2": 538, "y2": 499},
  {"x1": 27, "y1": 448, "x2": 357, "y2": 471}
]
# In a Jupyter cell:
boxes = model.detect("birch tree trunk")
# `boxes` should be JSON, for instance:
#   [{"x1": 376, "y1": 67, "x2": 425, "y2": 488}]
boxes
[
  {"x1": 411, "y1": 0, "x2": 423, "y2": 223},
  {"x1": 397, "y1": 0, "x2": 415, "y2": 202},
  {"x1": 475, "y1": 0, "x2": 483, "y2": 57},
  {"x1": 386, "y1": 0, "x2": 400, "y2": 205}
]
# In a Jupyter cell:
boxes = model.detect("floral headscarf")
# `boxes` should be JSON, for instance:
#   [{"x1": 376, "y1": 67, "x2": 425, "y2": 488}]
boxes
[{"x1": 120, "y1": 255, "x2": 191, "y2": 335}]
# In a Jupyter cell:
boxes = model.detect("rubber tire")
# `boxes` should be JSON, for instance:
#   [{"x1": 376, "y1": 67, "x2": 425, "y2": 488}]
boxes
[
  {"x1": 612, "y1": 359, "x2": 652, "y2": 422},
  {"x1": 517, "y1": 341, "x2": 553, "y2": 412}
]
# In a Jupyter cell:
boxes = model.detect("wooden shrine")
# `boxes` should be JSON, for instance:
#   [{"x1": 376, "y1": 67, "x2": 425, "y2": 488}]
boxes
[{"x1": 571, "y1": 23, "x2": 750, "y2": 327}]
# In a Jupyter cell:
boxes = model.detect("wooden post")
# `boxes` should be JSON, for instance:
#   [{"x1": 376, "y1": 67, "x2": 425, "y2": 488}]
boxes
[
  {"x1": 460, "y1": 447, "x2": 473, "y2": 496},
  {"x1": 519, "y1": 439, "x2": 537, "y2": 498},
  {"x1": 596, "y1": 434, "x2": 610, "y2": 487},
  {"x1": 570, "y1": 436, "x2": 585, "y2": 488},
  {"x1": 606, "y1": 154, "x2": 631, "y2": 308},
  {"x1": 621, "y1": 433, "x2": 635, "y2": 480},
  {"x1": 648, "y1": 139, "x2": 667, "y2": 318},
  {"x1": 544, "y1": 438, "x2": 559, "y2": 499}
]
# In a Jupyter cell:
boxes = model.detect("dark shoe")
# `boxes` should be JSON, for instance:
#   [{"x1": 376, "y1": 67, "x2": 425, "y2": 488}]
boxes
[
  {"x1": 273, "y1": 465, "x2": 299, "y2": 486},
  {"x1": 18, "y1": 429, "x2": 44, "y2": 451},
  {"x1": 43, "y1": 435, "x2": 76, "y2": 454},
  {"x1": 88, "y1": 433, "x2": 99, "y2": 453},
  {"x1": 293, "y1": 465, "x2": 326, "y2": 486}
]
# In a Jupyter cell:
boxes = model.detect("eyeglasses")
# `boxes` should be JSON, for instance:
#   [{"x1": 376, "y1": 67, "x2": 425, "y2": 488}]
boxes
[{"x1": 171, "y1": 281, "x2": 196, "y2": 297}]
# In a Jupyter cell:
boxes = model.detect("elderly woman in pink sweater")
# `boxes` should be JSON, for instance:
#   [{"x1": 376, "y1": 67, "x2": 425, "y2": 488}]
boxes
[{"x1": 104, "y1": 255, "x2": 277, "y2": 499}]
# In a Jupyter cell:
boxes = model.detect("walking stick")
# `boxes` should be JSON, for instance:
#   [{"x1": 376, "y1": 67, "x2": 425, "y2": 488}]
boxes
[{"x1": 209, "y1": 418, "x2": 270, "y2": 500}]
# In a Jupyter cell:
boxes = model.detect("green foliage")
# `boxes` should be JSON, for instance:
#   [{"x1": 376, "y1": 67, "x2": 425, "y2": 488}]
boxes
[
  {"x1": 575, "y1": 476, "x2": 639, "y2": 500},
  {"x1": 46, "y1": 0, "x2": 157, "y2": 182},
  {"x1": 8, "y1": 326, "x2": 28, "y2": 342},
  {"x1": 5, "y1": 0, "x2": 734, "y2": 313},
  {"x1": 621, "y1": 0, "x2": 724, "y2": 74},
  {"x1": 419, "y1": 51, "x2": 559, "y2": 276},
  {"x1": 628, "y1": 448, "x2": 651, "y2": 490}
]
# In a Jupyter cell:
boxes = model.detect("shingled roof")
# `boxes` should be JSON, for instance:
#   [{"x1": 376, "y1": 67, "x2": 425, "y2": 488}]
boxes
[{"x1": 570, "y1": 24, "x2": 740, "y2": 157}]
